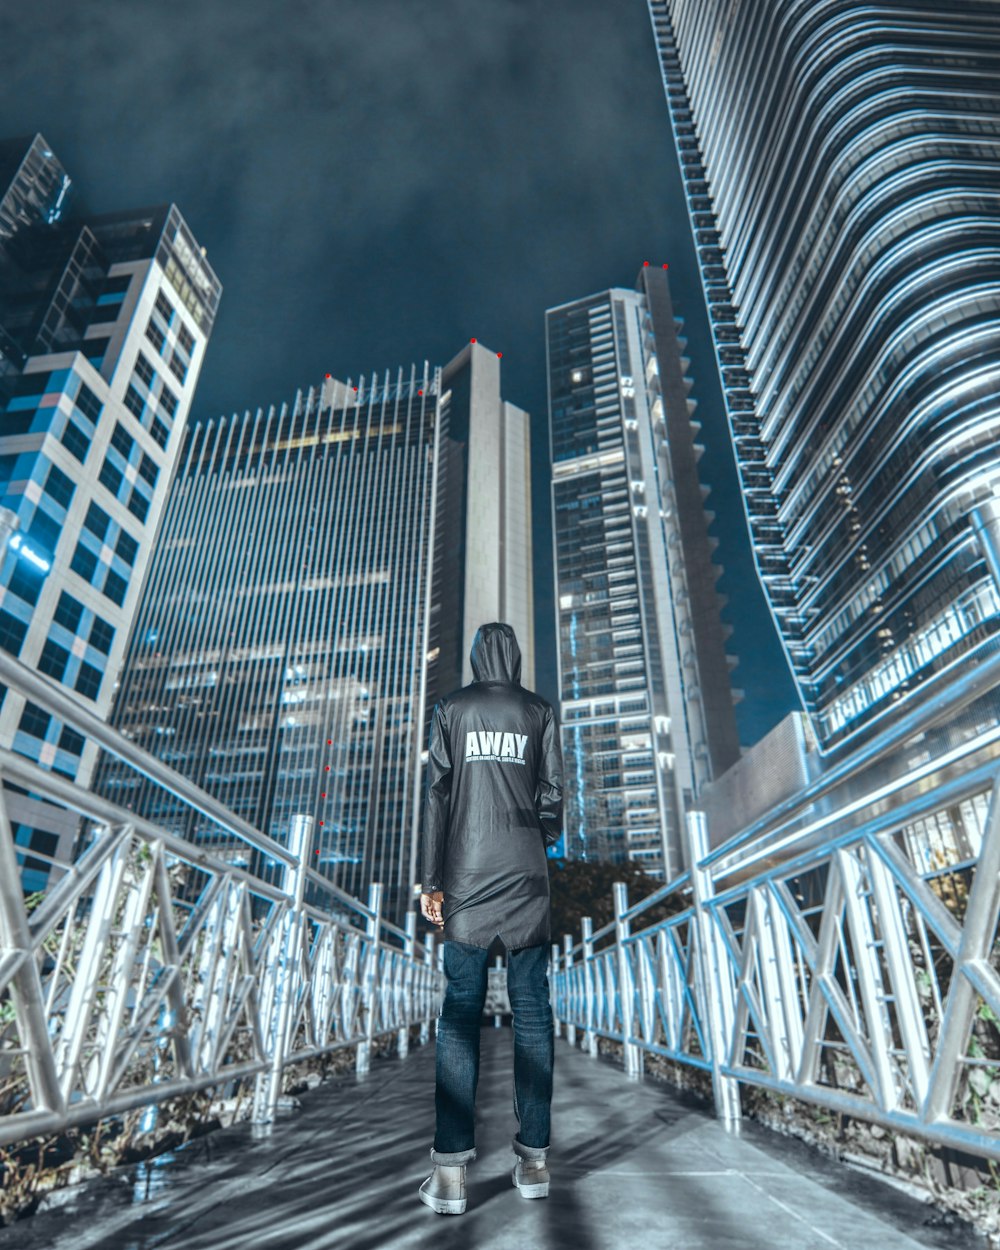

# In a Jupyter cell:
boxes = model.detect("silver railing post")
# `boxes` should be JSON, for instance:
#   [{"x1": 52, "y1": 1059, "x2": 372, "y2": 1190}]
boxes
[
  {"x1": 434, "y1": 937, "x2": 445, "y2": 1039},
  {"x1": 0, "y1": 778, "x2": 64, "y2": 1118},
  {"x1": 563, "y1": 934, "x2": 576, "y2": 1048},
  {"x1": 924, "y1": 782, "x2": 1000, "y2": 1122},
  {"x1": 254, "y1": 813, "x2": 312, "y2": 1126},
  {"x1": 397, "y1": 909, "x2": 417, "y2": 1058},
  {"x1": 581, "y1": 916, "x2": 597, "y2": 1056},
  {"x1": 614, "y1": 882, "x2": 642, "y2": 1079},
  {"x1": 687, "y1": 810, "x2": 741, "y2": 1124},
  {"x1": 356, "y1": 881, "x2": 383, "y2": 1075},
  {"x1": 420, "y1": 931, "x2": 435, "y2": 1045}
]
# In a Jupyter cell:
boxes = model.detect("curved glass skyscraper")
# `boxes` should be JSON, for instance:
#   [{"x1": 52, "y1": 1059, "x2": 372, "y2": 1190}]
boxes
[{"x1": 648, "y1": 1, "x2": 1000, "y2": 749}]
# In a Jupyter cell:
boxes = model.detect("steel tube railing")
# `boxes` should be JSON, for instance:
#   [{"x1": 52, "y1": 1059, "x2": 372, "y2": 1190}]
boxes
[
  {"x1": 552, "y1": 720, "x2": 1000, "y2": 1162},
  {"x1": 0, "y1": 649, "x2": 296, "y2": 867},
  {"x1": 701, "y1": 639, "x2": 1000, "y2": 871},
  {"x1": 0, "y1": 654, "x2": 444, "y2": 1151}
]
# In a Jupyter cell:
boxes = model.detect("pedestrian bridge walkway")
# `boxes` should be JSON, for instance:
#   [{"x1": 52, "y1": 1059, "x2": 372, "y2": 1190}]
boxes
[{"x1": 0, "y1": 1027, "x2": 967, "y2": 1250}]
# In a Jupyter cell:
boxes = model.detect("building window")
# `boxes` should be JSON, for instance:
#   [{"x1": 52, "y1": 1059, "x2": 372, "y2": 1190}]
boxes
[
  {"x1": 150, "y1": 417, "x2": 169, "y2": 449},
  {"x1": 103, "y1": 568, "x2": 127, "y2": 606},
  {"x1": 59, "y1": 725, "x2": 86, "y2": 756},
  {"x1": 83, "y1": 500, "x2": 110, "y2": 541},
  {"x1": 44, "y1": 463, "x2": 75, "y2": 510},
  {"x1": 54, "y1": 591, "x2": 84, "y2": 632},
  {"x1": 124, "y1": 385, "x2": 144, "y2": 420},
  {"x1": 99, "y1": 458, "x2": 124, "y2": 497},
  {"x1": 70, "y1": 542, "x2": 98, "y2": 583},
  {"x1": 111, "y1": 422, "x2": 134, "y2": 459},
  {"x1": 38, "y1": 639, "x2": 69, "y2": 681},
  {"x1": 115, "y1": 529, "x2": 138, "y2": 565},
  {"x1": 6, "y1": 561, "x2": 43, "y2": 607},
  {"x1": 75, "y1": 384, "x2": 102, "y2": 422},
  {"x1": 85, "y1": 338, "x2": 109, "y2": 368},
  {"x1": 89, "y1": 616, "x2": 115, "y2": 654},
  {"x1": 177, "y1": 323, "x2": 195, "y2": 354},
  {"x1": 19, "y1": 701, "x2": 52, "y2": 739},
  {"x1": 160, "y1": 386, "x2": 178, "y2": 418},
  {"x1": 0, "y1": 610, "x2": 27, "y2": 656},
  {"x1": 75, "y1": 662, "x2": 102, "y2": 701},
  {"x1": 61, "y1": 419, "x2": 89, "y2": 463},
  {"x1": 145, "y1": 318, "x2": 165, "y2": 353},
  {"x1": 21, "y1": 828, "x2": 58, "y2": 875},
  {"x1": 168, "y1": 352, "x2": 188, "y2": 385},
  {"x1": 25, "y1": 507, "x2": 60, "y2": 554},
  {"x1": 154, "y1": 291, "x2": 174, "y2": 323},
  {"x1": 135, "y1": 354, "x2": 155, "y2": 386},
  {"x1": 126, "y1": 489, "x2": 149, "y2": 524},
  {"x1": 138, "y1": 453, "x2": 159, "y2": 488}
]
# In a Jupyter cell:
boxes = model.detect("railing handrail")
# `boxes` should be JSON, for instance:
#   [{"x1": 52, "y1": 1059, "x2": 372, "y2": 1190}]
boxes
[
  {"x1": 701, "y1": 639, "x2": 1000, "y2": 872},
  {"x1": 0, "y1": 745, "x2": 424, "y2": 958},
  {"x1": 0, "y1": 648, "x2": 297, "y2": 867},
  {"x1": 551, "y1": 766, "x2": 1000, "y2": 1163}
]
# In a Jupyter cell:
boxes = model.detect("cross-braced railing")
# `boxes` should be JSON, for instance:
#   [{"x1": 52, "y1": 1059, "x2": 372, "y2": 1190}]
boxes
[
  {"x1": 0, "y1": 651, "x2": 443, "y2": 1150},
  {"x1": 552, "y1": 696, "x2": 1000, "y2": 1161}
]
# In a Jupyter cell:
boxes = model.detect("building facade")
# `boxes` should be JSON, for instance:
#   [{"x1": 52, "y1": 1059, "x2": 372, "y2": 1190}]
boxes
[
  {"x1": 647, "y1": 1, "x2": 1000, "y2": 750},
  {"x1": 0, "y1": 134, "x2": 219, "y2": 889},
  {"x1": 548, "y1": 264, "x2": 740, "y2": 878},
  {"x1": 97, "y1": 343, "x2": 532, "y2": 927}
]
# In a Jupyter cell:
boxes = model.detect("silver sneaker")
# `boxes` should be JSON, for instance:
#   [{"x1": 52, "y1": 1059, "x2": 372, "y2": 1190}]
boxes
[
  {"x1": 418, "y1": 1164, "x2": 467, "y2": 1215},
  {"x1": 512, "y1": 1157, "x2": 550, "y2": 1199}
]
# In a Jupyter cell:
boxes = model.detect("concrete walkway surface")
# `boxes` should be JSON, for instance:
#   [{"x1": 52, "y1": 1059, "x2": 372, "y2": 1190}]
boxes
[{"x1": 0, "y1": 1026, "x2": 973, "y2": 1250}]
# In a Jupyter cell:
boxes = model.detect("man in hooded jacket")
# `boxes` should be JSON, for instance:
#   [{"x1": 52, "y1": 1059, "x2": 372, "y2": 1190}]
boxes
[{"x1": 417, "y1": 622, "x2": 563, "y2": 1215}]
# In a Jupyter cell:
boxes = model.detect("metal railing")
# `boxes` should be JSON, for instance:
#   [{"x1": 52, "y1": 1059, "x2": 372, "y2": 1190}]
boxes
[
  {"x1": 0, "y1": 650, "x2": 443, "y2": 1149},
  {"x1": 551, "y1": 705, "x2": 1000, "y2": 1161}
]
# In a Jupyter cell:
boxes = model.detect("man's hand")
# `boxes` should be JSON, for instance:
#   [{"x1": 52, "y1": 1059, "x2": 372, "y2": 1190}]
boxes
[{"x1": 421, "y1": 891, "x2": 444, "y2": 928}]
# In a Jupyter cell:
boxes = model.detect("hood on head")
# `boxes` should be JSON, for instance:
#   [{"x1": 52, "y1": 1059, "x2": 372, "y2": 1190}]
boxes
[{"x1": 470, "y1": 622, "x2": 522, "y2": 685}]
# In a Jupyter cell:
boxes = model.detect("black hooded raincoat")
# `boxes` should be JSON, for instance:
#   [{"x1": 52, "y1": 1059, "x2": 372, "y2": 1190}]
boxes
[{"x1": 420, "y1": 623, "x2": 564, "y2": 950}]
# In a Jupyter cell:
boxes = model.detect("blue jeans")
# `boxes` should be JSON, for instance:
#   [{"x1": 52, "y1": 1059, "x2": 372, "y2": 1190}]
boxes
[{"x1": 430, "y1": 940, "x2": 553, "y2": 1166}]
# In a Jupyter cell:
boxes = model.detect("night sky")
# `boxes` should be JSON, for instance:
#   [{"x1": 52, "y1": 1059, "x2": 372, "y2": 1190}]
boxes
[{"x1": 1, "y1": 0, "x2": 800, "y2": 745}]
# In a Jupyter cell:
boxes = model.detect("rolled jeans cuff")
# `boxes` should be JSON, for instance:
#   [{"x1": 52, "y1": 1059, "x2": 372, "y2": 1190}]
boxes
[
  {"x1": 512, "y1": 1136, "x2": 549, "y2": 1162},
  {"x1": 430, "y1": 1145, "x2": 477, "y2": 1166}
]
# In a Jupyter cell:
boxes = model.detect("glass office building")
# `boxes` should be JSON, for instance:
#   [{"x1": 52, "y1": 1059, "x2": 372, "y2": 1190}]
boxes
[
  {"x1": 0, "y1": 134, "x2": 219, "y2": 888},
  {"x1": 548, "y1": 264, "x2": 740, "y2": 877},
  {"x1": 647, "y1": 1, "x2": 1000, "y2": 749},
  {"x1": 98, "y1": 344, "x2": 532, "y2": 927}
]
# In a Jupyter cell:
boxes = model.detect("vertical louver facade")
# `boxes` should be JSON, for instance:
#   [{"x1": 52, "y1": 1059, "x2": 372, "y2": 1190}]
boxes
[
  {"x1": 648, "y1": 1, "x2": 1000, "y2": 748},
  {"x1": 99, "y1": 346, "x2": 532, "y2": 927}
]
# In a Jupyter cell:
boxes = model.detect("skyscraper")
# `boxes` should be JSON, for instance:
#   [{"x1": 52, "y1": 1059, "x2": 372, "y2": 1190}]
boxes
[
  {"x1": 98, "y1": 343, "x2": 532, "y2": 927},
  {"x1": 647, "y1": 2, "x2": 1000, "y2": 750},
  {"x1": 0, "y1": 134, "x2": 219, "y2": 888},
  {"x1": 548, "y1": 264, "x2": 740, "y2": 878}
]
